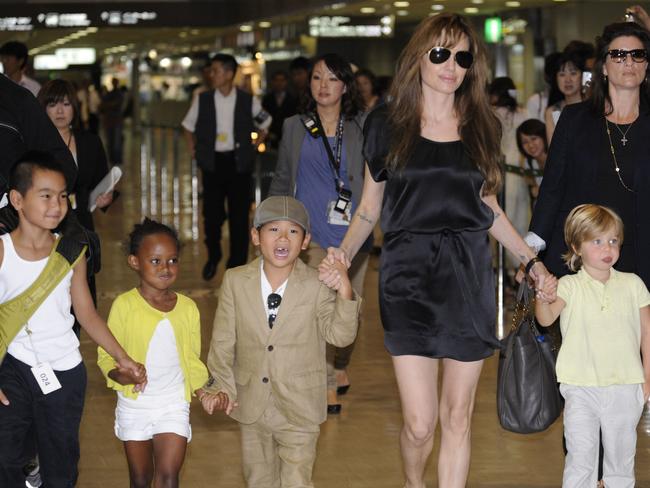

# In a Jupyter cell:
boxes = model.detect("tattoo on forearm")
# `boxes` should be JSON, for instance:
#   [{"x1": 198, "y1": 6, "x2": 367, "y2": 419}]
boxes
[
  {"x1": 358, "y1": 213, "x2": 374, "y2": 225},
  {"x1": 493, "y1": 212, "x2": 501, "y2": 220}
]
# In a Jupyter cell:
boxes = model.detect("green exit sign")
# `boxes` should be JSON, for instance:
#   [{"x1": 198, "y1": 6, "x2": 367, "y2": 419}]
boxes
[{"x1": 485, "y1": 17, "x2": 502, "y2": 43}]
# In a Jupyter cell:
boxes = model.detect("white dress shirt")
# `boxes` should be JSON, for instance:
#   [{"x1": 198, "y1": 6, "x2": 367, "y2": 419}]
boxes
[{"x1": 181, "y1": 87, "x2": 270, "y2": 152}]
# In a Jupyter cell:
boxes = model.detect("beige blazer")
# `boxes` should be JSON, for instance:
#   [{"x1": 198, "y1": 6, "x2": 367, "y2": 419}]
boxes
[{"x1": 206, "y1": 257, "x2": 361, "y2": 427}]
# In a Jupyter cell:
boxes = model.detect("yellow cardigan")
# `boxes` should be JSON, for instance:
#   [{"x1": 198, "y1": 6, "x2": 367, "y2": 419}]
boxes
[{"x1": 97, "y1": 288, "x2": 208, "y2": 401}]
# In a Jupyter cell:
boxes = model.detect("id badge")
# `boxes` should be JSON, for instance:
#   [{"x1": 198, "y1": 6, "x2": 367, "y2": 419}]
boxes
[
  {"x1": 216, "y1": 133, "x2": 228, "y2": 143},
  {"x1": 31, "y1": 362, "x2": 62, "y2": 395},
  {"x1": 327, "y1": 200, "x2": 351, "y2": 226}
]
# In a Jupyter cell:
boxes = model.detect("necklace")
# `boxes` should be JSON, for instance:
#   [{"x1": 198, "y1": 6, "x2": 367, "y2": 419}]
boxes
[
  {"x1": 612, "y1": 120, "x2": 634, "y2": 146},
  {"x1": 604, "y1": 119, "x2": 635, "y2": 193}
]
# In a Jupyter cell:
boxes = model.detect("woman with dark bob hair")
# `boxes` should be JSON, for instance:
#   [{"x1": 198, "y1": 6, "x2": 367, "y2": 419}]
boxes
[
  {"x1": 38, "y1": 79, "x2": 113, "y2": 232},
  {"x1": 516, "y1": 118, "x2": 548, "y2": 203},
  {"x1": 529, "y1": 21, "x2": 650, "y2": 486},
  {"x1": 269, "y1": 53, "x2": 370, "y2": 414},
  {"x1": 322, "y1": 14, "x2": 549, "y2": 487},
  {"x1": 38, "y1": 79, "x2": 113, "y2": 311}
]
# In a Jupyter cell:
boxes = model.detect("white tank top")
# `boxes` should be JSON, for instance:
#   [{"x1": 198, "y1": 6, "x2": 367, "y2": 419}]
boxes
[{"x1": 0, "y1": 233, "x2": 81, "y2": 370}]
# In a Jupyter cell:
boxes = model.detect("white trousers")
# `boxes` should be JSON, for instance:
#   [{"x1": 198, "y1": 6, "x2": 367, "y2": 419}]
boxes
[{"x1": 560, "y1": 383, "x2": 645, "y2": 488}]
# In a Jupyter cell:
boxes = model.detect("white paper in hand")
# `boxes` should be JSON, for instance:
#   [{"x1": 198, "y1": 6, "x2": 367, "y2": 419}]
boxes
[{"x1": 88, "y1": 166, "x2": 122, "y2": 212}]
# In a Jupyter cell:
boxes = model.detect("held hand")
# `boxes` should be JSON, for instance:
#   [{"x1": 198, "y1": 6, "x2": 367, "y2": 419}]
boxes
[
  {"x1": 0, "y1": 388, "x2": 9, "y2": 406},
  {"x1": 326, "y1": 247, "x2": 351, "y2": 269},
  {"x1": 116, "y1": 357, "x2": 147, "y2": 392},
  {"x1": 95, "y1": 191, "x2": 114, "y2": 209},
  {"x1": 536, "y1": 274, "x2": 558, "y2": 304},
  {"x1": 529, "y1": 260, "x2": 549, "y2": 294}
]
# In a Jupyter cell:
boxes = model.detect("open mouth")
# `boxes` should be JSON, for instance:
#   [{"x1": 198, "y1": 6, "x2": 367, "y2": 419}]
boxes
[
  {"x1": 602, "y1": 256, "x2": 613, "y2": 264},
  {"x1": 274, "y1": 247, "x2": 289, "y2": 258}
]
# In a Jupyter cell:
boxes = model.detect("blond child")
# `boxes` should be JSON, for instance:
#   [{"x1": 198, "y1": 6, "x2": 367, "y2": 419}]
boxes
[{"x1": 535, "y1": 204, "x2": 650, "y2": 488}]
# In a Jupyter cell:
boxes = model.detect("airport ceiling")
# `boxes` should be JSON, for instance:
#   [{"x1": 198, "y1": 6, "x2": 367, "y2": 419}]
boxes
[{"x1": 0, "y1": 0, "x2": 631, "y2": 58}]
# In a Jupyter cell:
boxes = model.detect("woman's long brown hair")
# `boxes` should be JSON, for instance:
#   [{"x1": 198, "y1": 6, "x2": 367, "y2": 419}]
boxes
[{"x1": 387, "y1": 13, "x2": 502, "y2": 194}]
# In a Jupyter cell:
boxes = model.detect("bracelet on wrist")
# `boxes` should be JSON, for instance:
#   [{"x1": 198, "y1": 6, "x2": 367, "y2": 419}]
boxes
[{"x1": 524, "y1": 256, "x2": 542, "y2": 275}]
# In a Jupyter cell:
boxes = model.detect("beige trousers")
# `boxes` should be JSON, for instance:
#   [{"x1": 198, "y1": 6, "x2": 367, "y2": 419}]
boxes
[{"x1": 240, "y1": 396, "x2": 320, "y2": 488}]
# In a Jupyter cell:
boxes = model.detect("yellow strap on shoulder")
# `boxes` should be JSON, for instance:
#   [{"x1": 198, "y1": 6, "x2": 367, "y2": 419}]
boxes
[{"x1": 0, "y1": 236, "x2": 86, "y2": 363}]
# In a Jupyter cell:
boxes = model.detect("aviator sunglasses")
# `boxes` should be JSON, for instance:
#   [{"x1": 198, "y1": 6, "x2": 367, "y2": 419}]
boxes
[
  {"x1": 428, "y1": 47, "x2": 474, "y2": 69},
  {"x1": 607, "y1": 48, "x2": 648, "y2": 63}
]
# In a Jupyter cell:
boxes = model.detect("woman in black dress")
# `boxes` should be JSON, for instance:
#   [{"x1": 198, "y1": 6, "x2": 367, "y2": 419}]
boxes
[{"x1": 322, "y1": 13, "x2": 549, "y2": 488}]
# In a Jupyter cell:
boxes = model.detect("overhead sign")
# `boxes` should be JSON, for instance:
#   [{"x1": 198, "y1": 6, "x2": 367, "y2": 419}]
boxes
[
  {"x1": 34, "y1": 47, "x2": 96, "y2": 70},
  {"x1": 308, "y1": 15, "x2": 394, "y2": 38},
  {"x1": 0, "y1": 16, "x2": 33, "y2": 31}
]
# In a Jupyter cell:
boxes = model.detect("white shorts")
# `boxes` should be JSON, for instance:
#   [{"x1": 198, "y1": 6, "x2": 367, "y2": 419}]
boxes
[{"x1": 115, "y1": 399, "x2": 192, "y2": 442}]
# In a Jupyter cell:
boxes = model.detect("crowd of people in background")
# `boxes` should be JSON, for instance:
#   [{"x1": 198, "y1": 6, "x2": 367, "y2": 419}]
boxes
[{"x1": 2, "y1": 4, "x2": 650, "y2": 488}]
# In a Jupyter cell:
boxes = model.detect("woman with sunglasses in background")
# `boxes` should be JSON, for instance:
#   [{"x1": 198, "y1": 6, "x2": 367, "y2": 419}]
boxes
[
  {"x1": 322, "y1": 14, "x2": 549, "y2": 488},
  {"x1": 528, "y1": 21, "x2": 650, "y2": 486},
  {"x1": 269, "y1": 53, "x2": 371, "y2": 414}
]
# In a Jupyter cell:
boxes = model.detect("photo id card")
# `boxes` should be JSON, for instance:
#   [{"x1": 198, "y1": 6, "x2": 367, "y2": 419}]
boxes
[
  {"x1": 327, "y1": 200, "x2": 351, "y2": 226},
  {"x1": 31, "y1": 362, "x2": 62, "y2": 395}
]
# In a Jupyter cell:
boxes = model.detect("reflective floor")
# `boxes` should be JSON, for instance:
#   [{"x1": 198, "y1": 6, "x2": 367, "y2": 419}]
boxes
[{"x1": 76, "y1": 134, "x2": 650, "y2": 487}]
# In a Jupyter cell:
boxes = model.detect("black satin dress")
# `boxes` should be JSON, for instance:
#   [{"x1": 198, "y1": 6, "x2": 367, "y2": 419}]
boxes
[{"x1": 364, "y1": 107, "x2": 500, "y2": 361}]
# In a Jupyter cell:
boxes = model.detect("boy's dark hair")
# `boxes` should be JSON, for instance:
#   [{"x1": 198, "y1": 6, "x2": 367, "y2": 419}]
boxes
[
  {"x1": 126, "y1": 217, "x2": 181, "y2": 255},
  {"x1": 9, "y1": 150, "x2": 67, "y2": 196},
  {"x1": 0, "y1": 41, "x2": 29, "y2": 69},
  {"x1": 210, "y1": 53, "x2": 238, "y2": 73}
]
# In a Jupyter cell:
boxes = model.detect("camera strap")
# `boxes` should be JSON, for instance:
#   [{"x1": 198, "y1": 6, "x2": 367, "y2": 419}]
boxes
[{"x1": 314, "y1": 114, "x2": 345, "y2": 192}]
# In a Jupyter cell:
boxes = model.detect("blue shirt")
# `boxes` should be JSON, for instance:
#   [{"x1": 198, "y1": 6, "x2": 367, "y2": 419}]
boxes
[{"x1": 295, "y1": 134, "x2": 355, "y2": 249}]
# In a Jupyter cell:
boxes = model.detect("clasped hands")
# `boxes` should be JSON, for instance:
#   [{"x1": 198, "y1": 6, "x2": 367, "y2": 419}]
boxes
[{"x1": 198, "y1": 389, "x2": 238, "y2": 415}]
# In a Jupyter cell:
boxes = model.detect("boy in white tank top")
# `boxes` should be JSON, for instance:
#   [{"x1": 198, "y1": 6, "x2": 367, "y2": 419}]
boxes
[{"x1": 0, "y1": 151, "x2": 146, "y2": 487}]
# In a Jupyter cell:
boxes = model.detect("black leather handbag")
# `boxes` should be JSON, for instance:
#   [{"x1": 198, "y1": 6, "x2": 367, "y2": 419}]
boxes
[{"x1": 497, "y1": 281, "x2": 563, "y2": 434}]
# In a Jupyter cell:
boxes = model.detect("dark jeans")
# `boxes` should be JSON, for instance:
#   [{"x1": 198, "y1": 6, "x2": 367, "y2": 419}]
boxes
[
  {"x1": 0, "y1": 354, "x2": 87, "y2": 488},
  {"x1": 201, "y1": 151, "x2": 251, "y2": 267}
]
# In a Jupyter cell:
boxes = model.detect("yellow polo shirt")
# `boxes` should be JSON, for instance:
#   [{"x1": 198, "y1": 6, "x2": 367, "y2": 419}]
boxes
[{"x1": 556, "y1": 268, "x2": 650, "y2": 386}]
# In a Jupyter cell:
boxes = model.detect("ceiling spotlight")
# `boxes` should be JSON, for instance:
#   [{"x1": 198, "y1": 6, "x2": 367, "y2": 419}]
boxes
[
  {"x1": 472, "y1": 0, "x2": 484, "y2": 3},
  {"x1": 181, "y1": 57, "x2": 192, "y2": 68},
  {"x1": 464, "y1": 6, "x2": 479, "y2": 13},
  {"x1": 148, "y1": 49, "x2": 158, "y2": 59},
  {"x1": 239, "y1": 24, "x2": 253, "y2": 32},
  {"x1": 431, "y1": 4, "x2": 445, "y2": 11},
  {"x1": 393, "y1": 1, "x2": 410, "y2": 7},
  {"x1": 506, "y1": 0, "x2": 521, "y2": 6},
  {"x1": 259, "y1": 21, "x2": 272, "y2": 28},
  {"x1": 397, "y1": 10, "x2": 409, "y2": 16},
  {"x1": 361, "y1": 7, "x2": 376, "y2": 13},
  {"x1": 159, "y1": 58, "x2": 171, "y2": 68}
]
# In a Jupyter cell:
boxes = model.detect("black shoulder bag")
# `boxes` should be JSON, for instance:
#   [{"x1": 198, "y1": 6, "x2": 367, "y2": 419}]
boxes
[{"x1": 497, "y1": 280, "x2": 563, "y2": 433}]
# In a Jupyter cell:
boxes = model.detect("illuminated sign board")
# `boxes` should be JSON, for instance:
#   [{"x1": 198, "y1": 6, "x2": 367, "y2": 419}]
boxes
[
  {"x1": 308, "y1": 15, "x2": 394, "y2": 38},
  {"x1": 0, "y1": 17, "x2": 33, "y2": 31},
  {"x1": 484, "y1": 17, "x2": 502, "y2": 43},
  {"x1": 34, "y1": 48, "x2": 96, "y2": 69}
]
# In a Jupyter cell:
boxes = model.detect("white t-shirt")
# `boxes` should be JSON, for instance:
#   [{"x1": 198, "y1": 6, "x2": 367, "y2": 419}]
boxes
[
  {"x1": 0, "y1": 234, "x2": 80, "y2": 370},
  {"x1": 181, "y1": 87, "x2": 271, "y2": 152},
  {"x1": 118, "y1": 318, "x2": 185, "y2": 408}
]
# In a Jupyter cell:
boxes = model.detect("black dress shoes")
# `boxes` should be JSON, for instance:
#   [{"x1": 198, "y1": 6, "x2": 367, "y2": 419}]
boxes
[
  {"x1": 327, "y1": 404, "x2": 342, "y2": 414},
  {"x1": 202, "y1": 260, "x2": 218, "y2": 281}
]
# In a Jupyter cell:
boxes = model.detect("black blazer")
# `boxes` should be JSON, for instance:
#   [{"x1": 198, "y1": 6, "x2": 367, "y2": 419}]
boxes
[
  {"x1": 529, "y1": 101, "x2": 650, "y2": 286},
  {"x1": 73, "y1": 129, "x2": 109, "y2": 231}
]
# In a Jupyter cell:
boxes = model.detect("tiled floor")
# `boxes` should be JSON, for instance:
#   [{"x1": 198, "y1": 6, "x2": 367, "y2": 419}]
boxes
[{"x1": 75, "y1": 137, "x2": 650, "y2": 487}]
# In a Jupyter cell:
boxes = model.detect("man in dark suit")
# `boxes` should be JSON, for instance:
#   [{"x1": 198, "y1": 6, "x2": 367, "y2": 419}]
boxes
[{"x1": 261, "y1": 71, "x2": 297, "y2": 150}]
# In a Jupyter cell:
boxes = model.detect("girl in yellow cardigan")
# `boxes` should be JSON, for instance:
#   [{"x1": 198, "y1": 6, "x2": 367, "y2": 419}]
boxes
[{"x1": 98, "y1": 218, "x2": 208, "y2": 488}]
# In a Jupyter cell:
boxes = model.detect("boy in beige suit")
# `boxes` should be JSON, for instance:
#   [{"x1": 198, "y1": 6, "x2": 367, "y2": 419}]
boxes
[{"x1": 201, "y1": 196, "x2": 361, "y2": 487}]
